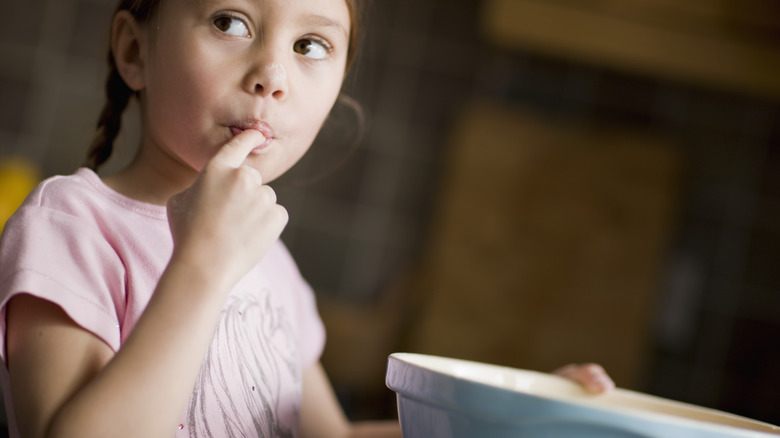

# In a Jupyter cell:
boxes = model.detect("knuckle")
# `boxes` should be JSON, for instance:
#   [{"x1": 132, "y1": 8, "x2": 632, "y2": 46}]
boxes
[
  {"x1": 582, "y1": 363, "x2": 605, "y2": 375},
  {"x1": 264, "y1": 186, "x2": 278, "y2": 202},
  {"x1": 275, "y1": 205, "x2": 289, "y2": 224},
  {"x1": 235, "y1": 165, "x2": 254, "y2": 179},
  {"x1": 263, "y1": 204, "x2": 287, "y2": 228},
  {"x1": 254, "y1": 185, "x2": 276, "y2": 204},
  {"x1": 234, "y1": 166, "x2": 259, "y2": 188}
]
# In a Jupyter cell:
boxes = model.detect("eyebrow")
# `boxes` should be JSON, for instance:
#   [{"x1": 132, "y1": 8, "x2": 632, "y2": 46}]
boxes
[{"x1": 302, "y1": 14, "x2": 349, "y2": 39}]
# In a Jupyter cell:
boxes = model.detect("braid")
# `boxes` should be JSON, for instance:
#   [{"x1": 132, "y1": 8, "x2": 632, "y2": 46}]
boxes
[
  {"x1": 84, "y1": 55, "x2": 134, "y2": 171},
  {"x1": 84, "y1": 0, "x2": 161, "y2": 171}
]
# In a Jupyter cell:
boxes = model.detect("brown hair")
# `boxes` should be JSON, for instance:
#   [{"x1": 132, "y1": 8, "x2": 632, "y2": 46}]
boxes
[{"x1": 85, "y1": 0, "x2": 364, "y2": 171}]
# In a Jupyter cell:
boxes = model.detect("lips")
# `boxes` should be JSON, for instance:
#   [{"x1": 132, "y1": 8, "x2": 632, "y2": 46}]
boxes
[{"x1": 229, "y1": 120, "x2": 275, "y2": 152}]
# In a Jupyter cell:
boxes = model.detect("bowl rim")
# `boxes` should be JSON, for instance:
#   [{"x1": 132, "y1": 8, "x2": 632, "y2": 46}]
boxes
[{"x1": 386, "y1": 352, "x2": 780, "y2": 437}]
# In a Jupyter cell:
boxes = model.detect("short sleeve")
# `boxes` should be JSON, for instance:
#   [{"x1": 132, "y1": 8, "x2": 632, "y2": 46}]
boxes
[{"x1": 0, "y1": 205, "x2": 126, "y2": 362}]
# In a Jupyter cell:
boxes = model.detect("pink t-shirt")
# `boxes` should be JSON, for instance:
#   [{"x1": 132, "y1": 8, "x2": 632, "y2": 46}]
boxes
[{"x1": 0, "y1": 168, "x2": 325, "y2": 437}]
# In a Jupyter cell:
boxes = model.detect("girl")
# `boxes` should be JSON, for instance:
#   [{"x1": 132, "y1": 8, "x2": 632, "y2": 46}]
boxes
[{"x1": 0, "y1": 0, "x2": 614, "y2": 437}]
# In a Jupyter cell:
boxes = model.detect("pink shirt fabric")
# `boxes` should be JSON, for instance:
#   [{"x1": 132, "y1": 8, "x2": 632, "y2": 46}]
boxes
[{"x1": 0, "y1": 168, "x2": 325, "y2": 437}]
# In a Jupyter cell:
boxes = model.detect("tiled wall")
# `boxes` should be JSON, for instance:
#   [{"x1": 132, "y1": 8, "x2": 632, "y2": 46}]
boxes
[{"x1": 1, "y1": 0, "x2": 779, "y2": 427}]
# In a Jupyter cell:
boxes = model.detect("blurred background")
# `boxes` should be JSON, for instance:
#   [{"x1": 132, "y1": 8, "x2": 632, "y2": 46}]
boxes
[{"x1": 1, "y1": 0, "x2": 779, "y2": 429}]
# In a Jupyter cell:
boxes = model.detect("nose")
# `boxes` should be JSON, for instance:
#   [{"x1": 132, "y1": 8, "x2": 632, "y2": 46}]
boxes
[{"x1": 246, "y1": 58, "x2": 289, "y2": 100}]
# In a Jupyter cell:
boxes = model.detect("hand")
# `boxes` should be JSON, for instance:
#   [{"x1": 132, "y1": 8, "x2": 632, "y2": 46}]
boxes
[
  {"x1": 167, "y1": 130, "x2": 289, "y2": 287},
  {"x1": 553, "y1": 363, "x2": 615, "y2": 394}
]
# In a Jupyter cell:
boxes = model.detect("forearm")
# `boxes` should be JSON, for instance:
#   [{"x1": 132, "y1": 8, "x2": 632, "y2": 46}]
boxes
[
  {"x1": 300, "y1": 363, "x2": 402, "y2": 438},
  {"x1": 47, "y1": 259, "x2": 231, "y2": 438}
]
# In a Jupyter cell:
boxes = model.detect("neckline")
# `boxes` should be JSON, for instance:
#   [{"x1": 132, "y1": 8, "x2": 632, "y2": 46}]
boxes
[{"x1": 76, "y1": 167, "x2": 168, "y2": 220}]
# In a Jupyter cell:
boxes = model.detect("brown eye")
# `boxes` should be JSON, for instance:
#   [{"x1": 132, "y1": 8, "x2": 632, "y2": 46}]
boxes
[
  {"x1": 213, "y1": 15, "x2": 249, "y2": 37},
  {"x1": 294, "y1": 38, "x2": 329, "y2": 60}
]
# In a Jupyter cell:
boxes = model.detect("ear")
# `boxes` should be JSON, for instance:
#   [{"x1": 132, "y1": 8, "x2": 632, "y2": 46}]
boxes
[{"x1": 111, "y1": 10, "x2": 147, "y2": 92}]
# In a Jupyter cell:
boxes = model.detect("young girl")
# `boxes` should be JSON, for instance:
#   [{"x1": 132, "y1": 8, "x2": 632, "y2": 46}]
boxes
[{"x1": 0, "y1": 0, "x2": 614, "y2": 437}]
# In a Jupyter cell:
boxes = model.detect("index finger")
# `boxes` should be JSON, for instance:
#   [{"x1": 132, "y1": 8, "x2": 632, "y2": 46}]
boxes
[{"x1": 213, "y1": 129, "x2": 266, "y2": 168}]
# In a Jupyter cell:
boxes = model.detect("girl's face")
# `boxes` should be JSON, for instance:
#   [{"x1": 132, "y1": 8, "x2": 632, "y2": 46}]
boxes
[{"x1": 138, "y1": 0, "x2": 351, "y2": 183}]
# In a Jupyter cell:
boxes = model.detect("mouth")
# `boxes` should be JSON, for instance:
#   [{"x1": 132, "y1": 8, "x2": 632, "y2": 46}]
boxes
[{"x1": 229, "y1": 120, "x2": 275, "y2": 153}]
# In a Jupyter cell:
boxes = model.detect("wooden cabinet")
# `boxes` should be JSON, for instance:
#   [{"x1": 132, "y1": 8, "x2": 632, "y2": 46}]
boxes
[
  {"x1": 482, "y1": 0, "x2": 780, "y2": 98},
  {"x1": 407, "y1": 102, "x2": 680, "y2": 388}
]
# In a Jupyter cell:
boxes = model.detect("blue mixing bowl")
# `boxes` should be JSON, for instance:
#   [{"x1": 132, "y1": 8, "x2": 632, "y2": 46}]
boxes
[{"x1": 386, "y1": 353, "x2": 780, "y2": 438}]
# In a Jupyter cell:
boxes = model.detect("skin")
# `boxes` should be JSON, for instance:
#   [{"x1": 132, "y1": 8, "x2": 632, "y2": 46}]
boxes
[{"x1": 5, "y1": 0, "x2": 614, "y2": 437}]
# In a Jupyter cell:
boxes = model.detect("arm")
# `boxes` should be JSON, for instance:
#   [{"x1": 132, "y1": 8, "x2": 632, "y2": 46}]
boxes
[
  {"x1": 8, "y1": 257, "x2": 233, "y2": 436},
  {"x1": 7, "y1": 295, "x2": 113, "y2": 438},
  {"x1": 7, "y1": 131, "x2": 286, "y2": 438},
  {"x1": 8, "y1": 256, "x2": 240, "y2": 438},
  {"x1": 300, "y1": 362, "x2": 402, "y2": 438}
]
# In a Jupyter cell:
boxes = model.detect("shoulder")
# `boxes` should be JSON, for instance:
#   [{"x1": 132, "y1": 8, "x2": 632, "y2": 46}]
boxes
[
  {"x1": 13, "y1": 168, "x2": 166, "y2": 228},
  {"x1": 11, "y1": 169, "x2": 101, "y2": 227},
  {"x1": 0, "y1": 169, "x2": 125, "y2": 263},
  {"x1": 26, "y1": 168, "x2": 94, "y2": 203},
  {"x1": 23, "y1": 168, "x2": 121, "y2": 219},
  {"x1": 0, "y1": 169, "x2": 129, "y2": 272}
]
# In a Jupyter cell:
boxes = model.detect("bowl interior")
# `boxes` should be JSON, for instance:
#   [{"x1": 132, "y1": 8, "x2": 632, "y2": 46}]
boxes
[{"x1": 390, "y1": 353, "x2": 780, "y2": 435}]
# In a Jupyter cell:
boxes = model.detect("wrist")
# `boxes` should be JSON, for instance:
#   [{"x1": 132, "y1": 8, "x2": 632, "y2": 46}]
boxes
[{"x1": 163, "y1": 250, "x2": 238, "y2": 301}]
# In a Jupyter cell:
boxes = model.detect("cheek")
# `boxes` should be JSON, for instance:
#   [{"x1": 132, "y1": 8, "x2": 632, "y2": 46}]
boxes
[
  {"x1": 168, "y1": 66, "x2": 223, "y2": 113},
  {"x1": 149, "y1": 41, "x2": 225, "y2": 108},
  {"x1": 146, "y1": 60, "x2": 225, "y2": 138},
  {"x1": 295, "y1": 93, "x2": 339, "y2": 148},
  {"x1": 299, "y1": 78, "x2": 343, "y2": 130}
]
